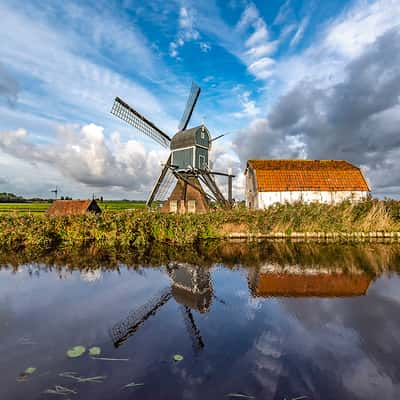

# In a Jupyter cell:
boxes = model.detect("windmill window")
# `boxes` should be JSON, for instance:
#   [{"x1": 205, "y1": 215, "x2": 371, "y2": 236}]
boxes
[
  {"x1": 188, "y1": 200, "x2": 196, "y2": 213},
  {"x1": 170, "y1": 200, "x2": 178, "y2": 213},
  {"x1": 199, "y1": 155, "x2": 206, "y2": 169},
  {"x1": 201, "y1": 130, "x2": 205, "y2": 139}
]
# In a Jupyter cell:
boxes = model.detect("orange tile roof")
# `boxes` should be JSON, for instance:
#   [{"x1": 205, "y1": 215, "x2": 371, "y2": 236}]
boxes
[
  {"x1": 247, "y1": 160, "x2": 370, "y2": 192},
  {"x1": 251, "y1": 273, "x2": 371, "y2": 297}
]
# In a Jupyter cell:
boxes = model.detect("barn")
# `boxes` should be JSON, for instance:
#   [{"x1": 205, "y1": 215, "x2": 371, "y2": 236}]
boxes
[
  {"x1": 46, "y1": 199, "x2": 101, "y2": 216},
  {"x1": 245, "y1": 160, "x2": 370, "y2": 209}
]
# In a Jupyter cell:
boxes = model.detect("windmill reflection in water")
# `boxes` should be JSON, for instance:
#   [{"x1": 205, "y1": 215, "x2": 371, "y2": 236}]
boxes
[{"x1": 110, "y1": 263, "x2": 213, "y2": 351}]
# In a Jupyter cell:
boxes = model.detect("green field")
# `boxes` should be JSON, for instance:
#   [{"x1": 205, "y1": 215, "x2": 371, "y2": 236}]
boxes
[{"x1": 0, "y1": 201, "x2": 146, "y2": 213}]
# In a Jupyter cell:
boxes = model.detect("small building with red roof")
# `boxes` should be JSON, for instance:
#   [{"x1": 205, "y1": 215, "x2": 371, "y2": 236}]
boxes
[
  {"x1": 46, "y1": 199, "x2": 101, "y2": 216},
  {"x1": 245, "y1": 160, "x2": 370, "y2": 209}
]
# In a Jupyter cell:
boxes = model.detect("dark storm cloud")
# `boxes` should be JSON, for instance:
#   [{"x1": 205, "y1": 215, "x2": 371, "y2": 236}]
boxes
[
  {"x1": 235, "y1": 28, "x2": 400, "y2": 195},
  {"x1": 0, "y1": 64, "x2": 18, "y2": 105}
]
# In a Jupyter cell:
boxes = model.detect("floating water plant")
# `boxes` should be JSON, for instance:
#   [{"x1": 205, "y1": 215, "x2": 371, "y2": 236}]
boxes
[
  {"x1": 66, "y1": 346, "x2": 86, "y2": 358},
  {"x1": 173, "y1": 354, "x2": 184, "y2": 362},
  {"x1": 88, "y1": 346, "x2": 101, "y2": 356},
  {"x1": 16, "y1": 367, "x2": 37, "y2": 381}
]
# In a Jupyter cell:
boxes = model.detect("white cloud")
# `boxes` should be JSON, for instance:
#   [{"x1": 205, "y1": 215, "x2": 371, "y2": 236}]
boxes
[
  {"x1": 248, "y1": 57, "x2": 275, "y2": 79},
  {"x1": 199, "y1": 42, "x2": 211, "y2": 52},
  {"x1": 233, "y1": 91, "x2": 260, "y2": 118},
  {"x1": 179, "y1": 6, "x2": 199, "y2": 40},
  {"x1": 245, "y1": 18, "x2": 269, "y2": 47},
  {"x1": 289, "y1": 16, "x2": 310, "y2": 48},
  {"x1": 0, "y1": 1, "x2": 176, "y2": 136},
  {"x1": 324, "y1": 0, "x2": 400, "y2": 58},
  {"x1": 169, "y1": 6, "x2": 202, "y2": 58},
  {"x1": 273, "y1": 0, "x2": 292, "y2": 26},
  {"x1": 203, "y1": 75, "x2": 214, "y2": 83},
  {"x1": 264, "y1": 0, "x2": 400, "y2": 101},
  {"x1": 237, "y1": 3, "x2": 278, "y2": 80},
  {"x1": 191, "y1": 2, "x2": 279, "y2": 81},
  {"x1": 0, "y1": 64, "x2": 19, "y2": 105},
  {"x1": 0, "y1": 124, "x2": 169, "y2": 193}
]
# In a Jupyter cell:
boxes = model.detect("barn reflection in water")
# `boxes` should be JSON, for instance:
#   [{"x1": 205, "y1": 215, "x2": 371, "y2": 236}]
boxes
[{"x1": 248, "y1": 266, "x2": 372, "y2": 298}]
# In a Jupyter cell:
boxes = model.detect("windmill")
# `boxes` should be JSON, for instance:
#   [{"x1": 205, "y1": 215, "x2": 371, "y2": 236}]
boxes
[
  {"x1": 110, "y1": 263, "x2": 213, "y2": 351},
  {"x1": 50, "y1": 186, "x2": 58, "y2": 200},
  {"x1": 110, "y1": 82, "x2": 235, "y2": 213}
]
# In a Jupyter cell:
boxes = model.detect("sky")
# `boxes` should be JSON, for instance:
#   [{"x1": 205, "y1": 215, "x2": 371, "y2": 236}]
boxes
[{"x1": 0, "y1": 0, "x2": 399, "y2": 200}]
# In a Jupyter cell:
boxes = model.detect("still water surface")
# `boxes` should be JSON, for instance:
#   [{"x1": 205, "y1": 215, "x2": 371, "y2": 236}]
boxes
[{"x1": 1, "y1": 242, "x2": 400, "y2": 399}]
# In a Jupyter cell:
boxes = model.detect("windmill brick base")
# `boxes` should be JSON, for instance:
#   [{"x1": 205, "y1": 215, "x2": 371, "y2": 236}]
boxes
[{"x1": 161, "y1": 176, "x2": 209, "y2": 214}]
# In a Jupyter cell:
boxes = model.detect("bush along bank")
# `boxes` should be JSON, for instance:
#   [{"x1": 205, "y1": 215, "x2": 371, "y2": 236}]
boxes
[{"x1": 1, "y1": 200, "x2": 400, "y2": 252}]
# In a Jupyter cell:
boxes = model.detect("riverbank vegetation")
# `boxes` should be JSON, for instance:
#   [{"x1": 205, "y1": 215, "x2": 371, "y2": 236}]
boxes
[
  {"x1": 0, "y1": 200, "x2": 145, "y2": 213},
  {"x1": 1, "y1": 200, "x2": 400, "y2": 253}
]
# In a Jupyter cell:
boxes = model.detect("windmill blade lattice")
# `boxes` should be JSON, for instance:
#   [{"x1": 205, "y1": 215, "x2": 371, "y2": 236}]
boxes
[
  {"x1": 178, "y1": 82, "x2": 201, "y2": 131},
  {"x1": 155, "y1": 170, "x2": 176, "y2": 202},
  {"x1": 111, "y1": 97, "x2": 171, "y2": 148},
  {"x1": 110, "y1": 287, "x2": 172, "y2": 347}
]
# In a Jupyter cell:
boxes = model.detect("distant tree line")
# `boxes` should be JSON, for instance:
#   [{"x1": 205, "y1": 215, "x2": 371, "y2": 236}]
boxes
[
  {"x1": 0, "y1": 192, "x2": 54, "y2": 203},
  {"x1": 0, "y1": 192, "x2": 26, "y2": 203}
]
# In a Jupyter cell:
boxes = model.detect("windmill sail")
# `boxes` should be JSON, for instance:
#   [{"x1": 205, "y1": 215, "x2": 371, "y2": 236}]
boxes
[
  {"x1": 178, "y1": 82, "x2": 201, "y2": 131},
  {"x1": 110, "y1": 287, "x2": 172, "y2": 347},
  {"x1": 111, "y1": 97, "x2": 171, "y2": 148},
  {"x1": 180, "y1": 305, "x2": 205, "y2": 352},
  {"x1": 147, "y1": 155, "x2": 174, "y2": 207}
]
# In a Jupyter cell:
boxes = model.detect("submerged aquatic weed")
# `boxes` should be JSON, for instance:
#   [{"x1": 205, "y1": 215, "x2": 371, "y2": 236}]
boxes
[
  {"x1": 66, "y1": 346, "x2": 86, "y2": 358},
  {"x1": 44, "y1": 385, "x2": 77, "y2": 396},
  {"x1": 90, "y1": 357, "x2": 129, "y2": 361},
  {"x1": 88, "y1": 346, "x2": 101, "y2": 356},
  {"x1": 225, "y1": 394, "x2": 255, "y2": 399},
  {"x1": 124, "y1": 382, "x2": 145, "y2": 388},
  {"x1": 59, "y1": 371, "x2": 106, "y2": 383}
]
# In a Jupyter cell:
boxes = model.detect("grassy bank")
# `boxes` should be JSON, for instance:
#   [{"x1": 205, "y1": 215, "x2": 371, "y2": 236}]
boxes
[
  {"x1": 0, "y1": 200, "x2": 145, "y2": 214},
  {"x1": 1, "y1": 200, "x2": 400, "y2": 252}
]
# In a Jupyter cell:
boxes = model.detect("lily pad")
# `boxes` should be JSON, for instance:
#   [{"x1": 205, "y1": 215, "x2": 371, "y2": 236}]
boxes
[
  {"x1": 67, "y1": 346, "x2": 86, "y2": 358},
  {"x1": 25, "y1": 367, "x2": 36, "y2": 374},
  {"x1": 173, "y1": 354, "x2": 184, "y2": 362},
  {"x1": 89, "y1": 346, "x2": 101, "y2": 356}
]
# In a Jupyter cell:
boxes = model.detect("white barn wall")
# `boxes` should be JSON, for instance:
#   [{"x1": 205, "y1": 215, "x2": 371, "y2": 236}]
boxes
[{"x1": 257, "y1": 190, "x2": 369, "y2": 208}]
